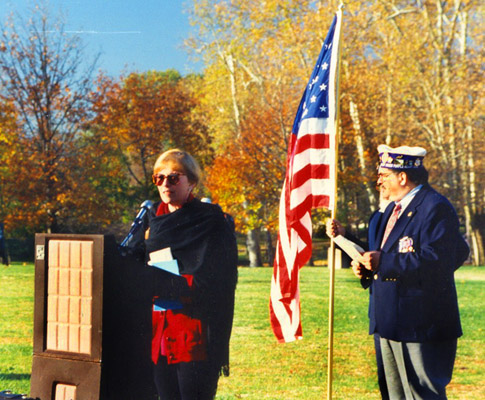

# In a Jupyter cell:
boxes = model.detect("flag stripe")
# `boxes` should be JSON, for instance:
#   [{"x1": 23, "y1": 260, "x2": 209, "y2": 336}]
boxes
[
  {"x1": 291, "y1": 166, "x2": 331, "y2": 193},
  {"x1": 297, "y1": 117, "x2": 333, "y2": 136},
  {"x1": 292, "y1": 139, "x2": 331, "y2": 174},
  {"x1": 270, "y1": 10, "x2": 342, "y2": 343}
]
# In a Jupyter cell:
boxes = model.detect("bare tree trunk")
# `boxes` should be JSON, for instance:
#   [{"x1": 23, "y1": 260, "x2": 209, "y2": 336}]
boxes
[
  {"x1": 349, "y1": 99, "x2": 377, "y2": 210},
  {"x1": 463, "y1": 204, "x2": 484, "y2": 266},
  {"x1": 223, "y1": 50, "x2": 263, "y2": 267},
  {"x1": 223, "y1": 53, "x2": 241, "y2": 137},
  {"x1": 246, "y1": 228, "x2": 262, "y2": 267},
  {"x1": 265, "y1": 229, "x2": 275, "y2": 266},
  {"x1": 463, "y1": 124, "x2": 484, "y2": 265},
  {"x1": 471, "y1": 226, "x2": 485, "y2": 266},
  {"x1": 385, "y1": 81, "x2": 393, "y2": 145},
  {"x1": 458, "y1": 10, "x2": 484, "y2": 266}
]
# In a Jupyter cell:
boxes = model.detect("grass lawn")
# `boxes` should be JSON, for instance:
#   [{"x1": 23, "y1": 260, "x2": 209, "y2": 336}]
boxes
[{"x1": 0, "y1": 263, "x2": 484, "y2": 399}]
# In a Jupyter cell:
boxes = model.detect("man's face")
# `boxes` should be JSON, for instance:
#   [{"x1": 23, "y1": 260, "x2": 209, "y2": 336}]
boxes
[
  {"x1": 377, "y1": 171, "x2": 391, "y2": 201},
  {"x1": 377, "y1": 167, "x2": 406, "y2": 202}
]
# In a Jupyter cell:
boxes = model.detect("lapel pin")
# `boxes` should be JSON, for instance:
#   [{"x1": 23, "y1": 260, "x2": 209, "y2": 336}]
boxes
[{"x1": 407, "y1": 211, "x2": 413, "y2": 217}]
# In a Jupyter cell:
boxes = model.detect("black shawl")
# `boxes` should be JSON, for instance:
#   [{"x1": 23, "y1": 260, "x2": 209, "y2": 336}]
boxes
[{"x1": 144, "y1": 199, "x2": 238, "y2": 374}]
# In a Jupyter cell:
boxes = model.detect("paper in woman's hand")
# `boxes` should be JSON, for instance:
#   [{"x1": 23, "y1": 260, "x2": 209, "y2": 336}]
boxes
[
  {"x1": 333, "y1": 235, "x2": 365, "y2": 262},
  {"x1": 148, "y1": 259, "x2": 180, "y2": 276},
  {"x1": 148, "y1": 247, "x2": 183, "y2": 310},
  {"x1": 148, "y1": 247, "x2": 180, "y2": 275}
]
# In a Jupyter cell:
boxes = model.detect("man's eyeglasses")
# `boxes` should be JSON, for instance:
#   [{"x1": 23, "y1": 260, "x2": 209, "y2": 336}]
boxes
[
  {"x1": 152, "y1": 173, "x2": 185, "y2": 186},
  {"x1": 377, "y1": 172, "x2": 395, "y2": 181}
]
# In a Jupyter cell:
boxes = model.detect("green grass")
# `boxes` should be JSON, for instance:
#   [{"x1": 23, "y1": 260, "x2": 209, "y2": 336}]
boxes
[
  {"x1": 1, "y1": 263, "x2": 484, "y2": 399},
  {"x1": 0, "y1": 262, "x2": 34, "y2": 395}
]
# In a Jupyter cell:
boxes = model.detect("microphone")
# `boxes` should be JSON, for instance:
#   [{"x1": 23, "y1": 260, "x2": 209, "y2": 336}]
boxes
[{"x1": 119, "y1": 200, "x2": 154, "y2": 248}]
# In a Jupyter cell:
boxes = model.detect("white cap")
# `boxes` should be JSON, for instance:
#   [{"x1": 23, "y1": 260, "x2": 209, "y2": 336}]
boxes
[{"x1": 378, "y1": 145, "x2": 427, "y2": 169}]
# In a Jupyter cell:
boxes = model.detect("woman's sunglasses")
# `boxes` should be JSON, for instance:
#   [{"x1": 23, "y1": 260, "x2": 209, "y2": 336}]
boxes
[{"x1": 152, "y1": 173, "x2": 185, "y2": 186}]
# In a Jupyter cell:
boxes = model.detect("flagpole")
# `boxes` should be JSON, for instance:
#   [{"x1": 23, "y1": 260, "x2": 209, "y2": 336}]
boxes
[{"x1": 327, "y1": 3, "x2": 344, "y2": 400}]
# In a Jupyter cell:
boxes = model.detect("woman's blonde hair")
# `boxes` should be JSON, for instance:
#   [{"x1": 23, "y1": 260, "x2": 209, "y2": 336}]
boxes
[{"x1": 153, "y1": 149, "x2": 201, "y2": 185}]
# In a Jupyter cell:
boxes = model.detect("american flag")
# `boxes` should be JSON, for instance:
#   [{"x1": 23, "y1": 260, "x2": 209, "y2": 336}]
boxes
[{"x1": 270, "y1": 10, "x2": 342, "y2": 343}]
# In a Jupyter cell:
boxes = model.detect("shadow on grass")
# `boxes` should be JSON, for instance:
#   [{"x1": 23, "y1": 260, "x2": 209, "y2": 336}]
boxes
[{"x1": 0, "y1": 373, "x2": 31, "y2": 381}]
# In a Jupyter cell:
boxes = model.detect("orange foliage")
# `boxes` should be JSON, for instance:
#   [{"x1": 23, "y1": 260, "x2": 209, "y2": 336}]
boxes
[
  {"x1": 91, "y1": 71, "x2": 212, "y2": 200},
  {"x1": 206, "y1": 92, "x2": 291, "y2": 233},
  {"x1": 0, "y1": 7, "x2": 120, "y2": 235}
]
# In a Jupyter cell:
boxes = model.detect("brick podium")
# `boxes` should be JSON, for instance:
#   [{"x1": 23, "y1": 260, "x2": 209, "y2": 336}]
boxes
[{"x1": 30, "y1": 234, "x2": 157, "y2": 400}]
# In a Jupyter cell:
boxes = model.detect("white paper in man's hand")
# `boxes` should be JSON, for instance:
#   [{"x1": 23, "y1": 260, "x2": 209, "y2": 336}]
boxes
[{"x1": 333, "y1": 235, "x2": 365, "y2": 262}]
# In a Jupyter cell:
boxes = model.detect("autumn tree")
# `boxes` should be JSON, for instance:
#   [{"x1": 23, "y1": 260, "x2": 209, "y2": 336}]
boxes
[
  {"x1": 340, "y1": 0, "x2": 484, "y2": 263},
  {"x1": 0, "y1": 6, "x2": 126, "y2": 235},
  {"x1": 189, "y1": 0, "x2": 484, "y2": 266},
  {"x1": 205, "y1": 98, "x2": 292, "y2": 265},
  {"x1": 189, "y1": 0, "x2": 339, "y2": 265},
  {"x1": 0, "y1": 8, "x2": 103, "y2": 232},
  {"x1": 91, "y1": 70, "x2": 212, "y2": 206},
  {"x1": 390, "y1": 0, "x2": 484, "y2": 264},
  {"x1": 0, "y1": 99, "x2": 20, "y2": 232}
]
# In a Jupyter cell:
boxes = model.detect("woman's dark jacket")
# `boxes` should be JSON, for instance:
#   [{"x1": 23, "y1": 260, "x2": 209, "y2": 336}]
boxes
[
  {"x1": 145, "y1": 199, "x2": 237, "y2": 372},
  {"x1": 130, "y1": 199, "x2": 238, "y2": 374}
]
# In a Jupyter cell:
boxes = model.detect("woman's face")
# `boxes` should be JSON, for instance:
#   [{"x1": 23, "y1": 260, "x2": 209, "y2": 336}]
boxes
[{"x1": 154, "y1": 166, "x2": 194, "y2": 211}]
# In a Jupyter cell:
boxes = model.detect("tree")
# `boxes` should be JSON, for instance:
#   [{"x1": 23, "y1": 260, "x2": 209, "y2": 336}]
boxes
[
  {"x1": 0, "y1": 6, "x2": 122, "y2": 235},
  {"x1": 0, "y1": 99, "x2": 20, "y2": 232},
  {"x1": 353, "y1": 0, "x2": 485, "y2": 264},
  {"x1": 190, "y1": 0, "x2": 484, "y2": 265},
  {"x1": 205, "y1": 99, "x2": 290, "y2": 265},
  {"x1": 188, "y1": 0, "x2": 338, "y2": 265},
  {"x1": 91, "y1": 70, "x2": 212, "y2": 205}
]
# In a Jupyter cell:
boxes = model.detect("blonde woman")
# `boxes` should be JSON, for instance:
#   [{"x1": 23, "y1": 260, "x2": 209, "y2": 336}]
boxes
[{"x1": 144, "y1": 149, "x2": 237, "y2": 400}]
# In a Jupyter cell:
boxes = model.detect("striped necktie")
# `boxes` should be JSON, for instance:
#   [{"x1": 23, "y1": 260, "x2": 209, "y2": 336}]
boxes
[{"x1": 381, "y1": 203, "x2": 401, "y2": 247}]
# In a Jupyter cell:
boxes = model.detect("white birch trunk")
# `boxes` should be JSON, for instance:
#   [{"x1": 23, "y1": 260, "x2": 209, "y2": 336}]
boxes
[{"x1": 349, "y1": 99, "x2": 377, "y2": 209}]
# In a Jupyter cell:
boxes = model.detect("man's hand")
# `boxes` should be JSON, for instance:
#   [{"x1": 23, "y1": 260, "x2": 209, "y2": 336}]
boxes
[
  {"x1": 351, "y1": 259, "x2": 366, "y2": 279},
  {"x1": 360, "y1": 251, "x2": 381, "y2": 272},
  {"x1": 326, "y1": 219, "x2": 346, "y2": 238}
]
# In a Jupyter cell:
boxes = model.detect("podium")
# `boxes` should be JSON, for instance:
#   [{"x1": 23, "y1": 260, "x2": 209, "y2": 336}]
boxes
[{"x1": 30, "y1": 234, "x2": 157, "y2": 400}]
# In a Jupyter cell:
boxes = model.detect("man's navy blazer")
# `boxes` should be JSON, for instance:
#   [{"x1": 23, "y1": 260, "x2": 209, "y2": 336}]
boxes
[{"x1": 367, "y1": 184, "x2": 469, "y2": 343}]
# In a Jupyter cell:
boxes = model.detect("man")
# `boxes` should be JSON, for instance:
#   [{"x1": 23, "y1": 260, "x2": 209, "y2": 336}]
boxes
[{"x1": 353, "y1": 144, "x2": 469, "y2": 400}]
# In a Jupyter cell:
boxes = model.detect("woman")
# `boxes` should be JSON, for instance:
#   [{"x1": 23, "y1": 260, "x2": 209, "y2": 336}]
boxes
[{"x1": 144, "y1": 149, "x2": 238, "y2": 400}]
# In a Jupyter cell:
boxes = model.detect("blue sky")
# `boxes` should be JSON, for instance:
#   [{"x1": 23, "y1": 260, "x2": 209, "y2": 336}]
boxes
[{"x1": 0, "y1": 0, "x2": 201, "y2": 77}]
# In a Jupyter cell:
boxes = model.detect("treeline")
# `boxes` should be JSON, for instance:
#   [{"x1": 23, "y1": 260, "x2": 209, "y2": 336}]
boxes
[{"x1": 0, "y1": 1, "x2": 483, "y2": 265}]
